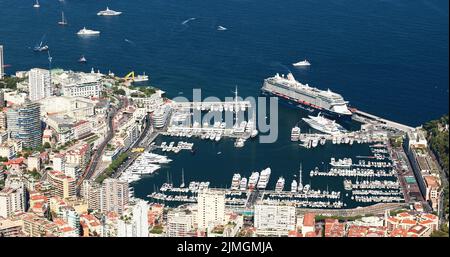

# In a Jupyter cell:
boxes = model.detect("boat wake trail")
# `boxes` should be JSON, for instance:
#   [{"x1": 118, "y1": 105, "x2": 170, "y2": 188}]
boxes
[
  {"x1": 124, "y1": 38, "x2": 136, "y2": 45},
  {"x1": 181, "y1": 17, "x2": 196, "y2": 25}
]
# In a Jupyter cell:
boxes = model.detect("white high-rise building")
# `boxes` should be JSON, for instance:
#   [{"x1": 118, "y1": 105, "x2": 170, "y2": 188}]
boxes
[
  {"x1": 61, "y1": 207, "x2": 81, "y2": 236},
  {"x1": 100, "y1": 178, "x2": 129, "y2": 215},
  {"x1": 254, "y1": 204, "x2": 296, "y2": 234},
  {"x1": 167, "y1": 209, "x2": 195, "y2": 237},
  {"x1": 197, "y1": 189, "x2": 225, "y2": 231},
  {"x1": 0, "y1": 45, "x2": 4, "y2": 79},
  {"x1": 64, "y1": 164, "x2": 81, "y2": 181},
  {"x1": 28, "y1": 68, "x2": 51, "y2": 101},
  {"x1": 0, "y1": 185, "x2": 26, "y2": 218},
  {"x1": 53, "y1": 154, "x2": 66, "y2": 172},
  {"x1": 117, "y1": 200, "x2": 149, "y2": 237}
]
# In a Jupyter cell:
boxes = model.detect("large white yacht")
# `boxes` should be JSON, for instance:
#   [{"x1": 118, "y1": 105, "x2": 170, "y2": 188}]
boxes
[
  {"x1": 293, "y1": 59, "x2": 311, "y2": 66},
  {"x1": 77, "y1": 27, "x2": 100, "y2": 35},
  {"x1": 302, "y1": 113, "x2": 347, "y2": 135},
  {"x1": 97, "y1": 7, "x2": 122, "y2": 16}
]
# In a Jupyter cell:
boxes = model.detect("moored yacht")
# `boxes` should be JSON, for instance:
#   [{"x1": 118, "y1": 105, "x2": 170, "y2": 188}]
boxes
[
  {"x1": 239, "y1": 177, "x2": 247, "y2": 191},
  {"x1": 248, "y1": 172, "x2": 259, "y2": 190},
  {"x1": 231, "y1": 173, "x2": 241, "y2": 190},
  {"x1": 133, "y1": 72, "x2": 149, "y2": 82},
  {"x1": 302, "y1": 113, "x2": 347, "y2": 135},
  {"x1": 291, "y1": 126, "x2": 300, "y2": 141},
  {"x1": 291, "y1": 180, "x2": 298, "y2": 193},
  {"x1": 257, "y1": 168, "x2": 271, "y2": 190},
  {"x1": 275, "y1": 177, "x2": 285, "y2": 192}
]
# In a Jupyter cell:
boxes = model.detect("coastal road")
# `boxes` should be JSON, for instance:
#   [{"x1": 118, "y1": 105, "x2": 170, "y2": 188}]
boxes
[
  {"x1": 77, "y1": 106, "x2": 116, "y2": 187},
  {"x1": 111, "y1": 114, "x2": 155, "y2": 179}
]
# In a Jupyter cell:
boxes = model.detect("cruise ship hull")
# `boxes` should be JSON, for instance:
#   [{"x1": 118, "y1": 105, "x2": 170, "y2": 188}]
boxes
[{"x1": 261, "y1": 89, "x2": 352, "y2": 121}]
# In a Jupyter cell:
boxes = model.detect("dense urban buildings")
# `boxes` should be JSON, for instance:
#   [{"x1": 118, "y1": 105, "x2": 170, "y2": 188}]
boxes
[
  {"x1": 0, "y1": 48, "x2": 446, "y2": 238},
  {"x1": 100, "y1": 178, "x2": 129, "y2": 215},
  {"x1": 254, "y1": 204, "x2": 296, "y2": 236},
  {"x1": 197, "y1": 189, "x2": 225, "y2": 231},
  {"x1": 28, "y1": 68, "x2": 51, "y2": 102},
  {"x1": 6, "y1": 100, "x2": 42, "y2": 149}
]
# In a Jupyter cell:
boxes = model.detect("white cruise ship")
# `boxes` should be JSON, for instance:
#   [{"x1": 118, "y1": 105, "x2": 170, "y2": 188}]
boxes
[
  {"x1": 97, "y1": 7, "x2": 122, "y2": 16},
  {"x1": 302, "y1": 113, "x2": 347, "y2": 135},
  {"x1": 77, "y1": 27, "x2": 100, "y2": 35},
  {"x1": 261, "y1": 73, "x2": 352, "y2": 119},
  {"x1": 257, "y1": 168, "x2": 271, "y2": 189}
]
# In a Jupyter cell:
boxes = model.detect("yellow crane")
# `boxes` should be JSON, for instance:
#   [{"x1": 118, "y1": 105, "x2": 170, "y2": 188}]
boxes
[{"x1": 124, "y1": 71, "x2": 135, "y2": 81}]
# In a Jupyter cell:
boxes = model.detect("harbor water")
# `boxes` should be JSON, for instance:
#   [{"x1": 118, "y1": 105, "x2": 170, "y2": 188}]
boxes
[{"x1": 0, "y1": 0, "x2": 448, "y2": 208}]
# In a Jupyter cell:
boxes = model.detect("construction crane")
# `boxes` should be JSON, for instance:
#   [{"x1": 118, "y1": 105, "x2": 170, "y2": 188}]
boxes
[
  {"x1": 124, "y1": 71, "x2": 135, "y2": 81},
  {"x1": 47, "y1": 50, "x2": 53, "y2": 86}
]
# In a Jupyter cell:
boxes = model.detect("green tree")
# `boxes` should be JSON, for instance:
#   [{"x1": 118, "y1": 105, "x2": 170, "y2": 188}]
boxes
[{"x1": 43, "y1": 142, "x2": 51, "y2": 149}]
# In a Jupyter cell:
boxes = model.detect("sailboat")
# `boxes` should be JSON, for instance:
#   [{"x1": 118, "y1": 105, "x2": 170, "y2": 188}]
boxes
[
  {"x1": 58, "y1": 11, "x2": 67, "y2": 25},
  {"x1": 33, "y1": 35, "x2": 49, "y2": 52},
  {"x1": 180, "y1": 168, "x2": 185, "y2": 188},
  {"x1": 297, "y1": 163, "x2": 303, "y2": 192},
  {"x1": 33, "y1": 0, "x2": 40, "y2": 8}
]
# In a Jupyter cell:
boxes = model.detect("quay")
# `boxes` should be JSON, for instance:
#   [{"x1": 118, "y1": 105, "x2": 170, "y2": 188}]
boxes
[
  {"x1": 296, "y1": 202, "x2": 407, "y2": 216},
  {"x1": 352, "y1": 109, "x2": 414, "y2": 132},
  {"x1": 171, "y1": 100, "x2": 253, "y2": 110}
]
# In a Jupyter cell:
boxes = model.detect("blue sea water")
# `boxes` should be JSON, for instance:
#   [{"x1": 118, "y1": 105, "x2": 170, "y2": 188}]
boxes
[
  {"x1": 1, "y1": 0, "x2": 448, "y2": 125},
  {"x1": 1, "y1": 0, "x2": 448, "y2": 205}
]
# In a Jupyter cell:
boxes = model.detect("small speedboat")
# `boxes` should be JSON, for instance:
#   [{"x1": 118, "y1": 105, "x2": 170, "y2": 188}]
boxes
[{"x1": 217, "y1": 26, "x2": 227, "y2": 31}]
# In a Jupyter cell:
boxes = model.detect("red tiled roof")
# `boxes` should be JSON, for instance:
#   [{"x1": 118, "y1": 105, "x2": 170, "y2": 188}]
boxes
[
  {"x1": 390, "y1": 228, "x2": 407, "y2": 237},
  {"x1": 400, "y1": 219, "x2": 416, "y2": 225},
  {"x1": 303, "y1": 213, "x2": 315, "y2": 227},
  {"x1": 424, "y1": 176, "x2": 439, "y2": 187},
  {"x1": 4, "y1": 157, "x2": 25, "y2": 165}
]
